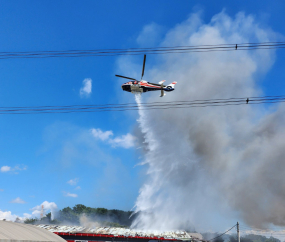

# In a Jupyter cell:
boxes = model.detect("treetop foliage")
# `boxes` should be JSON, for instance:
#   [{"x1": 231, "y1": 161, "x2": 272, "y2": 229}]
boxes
[
  {"x1": 225, "y1": 234, "x2": 281, "y2": 242},
  {"x1": 24, "y1": 204, "x2": 136, "y2": 227}
]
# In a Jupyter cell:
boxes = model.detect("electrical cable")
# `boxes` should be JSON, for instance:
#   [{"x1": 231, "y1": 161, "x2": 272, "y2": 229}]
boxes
[
  {"x1": 1, "y1": 95, "x2": 284, "y2": 114},
  {"x1": 0, "y1": 42, "x2": 284, "y2": 59},
  {"x1": 0, "y1": 96, "x2": 283, "y2": 114},
  {"x1": 208, "y1": 224, "x2": 237, "y2": 241}
]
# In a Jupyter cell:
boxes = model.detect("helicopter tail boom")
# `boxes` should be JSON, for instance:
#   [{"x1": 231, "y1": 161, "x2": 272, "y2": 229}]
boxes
[{"x1": 167, "y1": 81, "x2": 177, "y2": 88}]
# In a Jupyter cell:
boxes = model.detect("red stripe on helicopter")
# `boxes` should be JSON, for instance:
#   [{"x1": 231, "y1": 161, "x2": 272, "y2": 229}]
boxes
[{"x1": 140, "y1": 83, "x2": 161, "y2": 88}]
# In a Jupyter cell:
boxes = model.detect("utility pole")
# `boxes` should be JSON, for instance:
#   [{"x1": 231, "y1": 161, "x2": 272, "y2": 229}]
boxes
[{"x1": 237, "y1": 222, "x2": 240, "y2": 242}]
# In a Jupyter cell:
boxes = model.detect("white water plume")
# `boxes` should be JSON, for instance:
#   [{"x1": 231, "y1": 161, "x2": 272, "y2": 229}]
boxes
[
  {"x1": 135, "y1": 94, "x2": 158, "y2": 154},
  {"x1": 128, "y1": 11, "x2": 285, "y2": 231}
]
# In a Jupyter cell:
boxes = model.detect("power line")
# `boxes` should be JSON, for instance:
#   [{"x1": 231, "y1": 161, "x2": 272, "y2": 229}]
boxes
[
  {"x1": 0, "y1": 95, "x2": 284, "y2": 115},
  {"x1": 208, "y1": 224, "x2": 237, "y2": 241},
  {"x1": 0, "y1": 42, "x2": 284, "y2": 59}
]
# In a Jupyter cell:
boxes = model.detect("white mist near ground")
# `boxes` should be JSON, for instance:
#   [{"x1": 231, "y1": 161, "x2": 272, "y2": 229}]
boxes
[
  {"x1": 79, "y1": 214, "x2": 101, "y2": 228},
  {"x1": 127, "y1": 11, "x2": 285, "y2": 231}
]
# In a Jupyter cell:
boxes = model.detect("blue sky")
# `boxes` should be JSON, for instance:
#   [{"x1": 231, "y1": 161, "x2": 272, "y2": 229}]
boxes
[{"x1": 0, "y1": 0, "x2": 285, "y2": 229}]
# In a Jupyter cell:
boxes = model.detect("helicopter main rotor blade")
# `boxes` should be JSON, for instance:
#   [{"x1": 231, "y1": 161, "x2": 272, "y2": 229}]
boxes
[
  {"x1": 141, "y1": 54, "x2": 146, "y2": 80},
  {"x1": 115, "y1": 75, "x2": 138, "y2": 81}
]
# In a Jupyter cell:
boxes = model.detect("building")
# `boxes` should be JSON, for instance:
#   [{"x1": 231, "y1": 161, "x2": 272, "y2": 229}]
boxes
[
  {"x1": 0, "y1": 220, "x2": 66, "y2": 242},
  {"x1": 37, "y1": 224, "x2": 204, "y2": 242}
]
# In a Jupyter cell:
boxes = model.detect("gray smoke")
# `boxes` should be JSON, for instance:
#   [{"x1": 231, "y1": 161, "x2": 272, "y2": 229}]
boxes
[{"x1": 121, "y1": 11, "x2": 285, "y2": 231}]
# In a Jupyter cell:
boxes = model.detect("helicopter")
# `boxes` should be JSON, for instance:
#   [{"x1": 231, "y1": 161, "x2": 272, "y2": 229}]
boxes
[{"x1": 115, "y1": 55, "x2": 177, "y2": 97}]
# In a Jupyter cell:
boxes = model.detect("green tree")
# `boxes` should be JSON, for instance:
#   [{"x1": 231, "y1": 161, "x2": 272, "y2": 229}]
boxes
[
  {"x1": 24, "y1": 218, "x2": 38, "y2": 224},
  {"x1": 243, "y1": 234, "x2": 280, "y2": 242},
  {"x1": 51, "y1": 204, "x2": 136, "y2": 227},
  {"x1": 73, "y1": 204, "x2": 87, "y2": 214},
  {"x1": 214, "y1": 237, "x2": 225, "y2": 242},
  {"x1": 46, "y1": 212, "x2": 51, "y2": 220},
  {"x1": 59, "y1": 206, "x2": 79, "y2": 224},
  {"x1": 96, "y1": 207, "x2": 108, "y2": 215}
]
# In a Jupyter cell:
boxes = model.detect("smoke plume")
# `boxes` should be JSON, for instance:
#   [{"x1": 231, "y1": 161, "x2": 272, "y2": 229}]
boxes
[
  {"x1": 127, "y1": 11, "x2": 285, "y2": 231},
  {"x1": 79, "y1": 214, "x2": 101, "y2": 228}
]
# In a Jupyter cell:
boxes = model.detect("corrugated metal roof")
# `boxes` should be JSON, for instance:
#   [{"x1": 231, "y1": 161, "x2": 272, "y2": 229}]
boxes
[
  {"x1": 37, "y1": 224, "x2": 202, "y2": 241},
  {"x1": 0, "y1": 221, "x2": 66, "y2": 242}
]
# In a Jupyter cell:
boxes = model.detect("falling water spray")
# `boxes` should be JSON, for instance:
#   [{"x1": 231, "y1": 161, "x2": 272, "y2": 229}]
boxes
[{"x1": 128, "y1": 12, "x2": 285, "y2": 231}]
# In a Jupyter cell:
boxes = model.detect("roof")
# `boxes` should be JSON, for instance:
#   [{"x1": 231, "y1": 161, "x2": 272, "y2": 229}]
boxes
[
  {"x1": 0, "y1": 220, "x2": 66, "y2": 242},
  {"x1": 37, "y1": 224, "x2": 203, "y2": 241}
]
